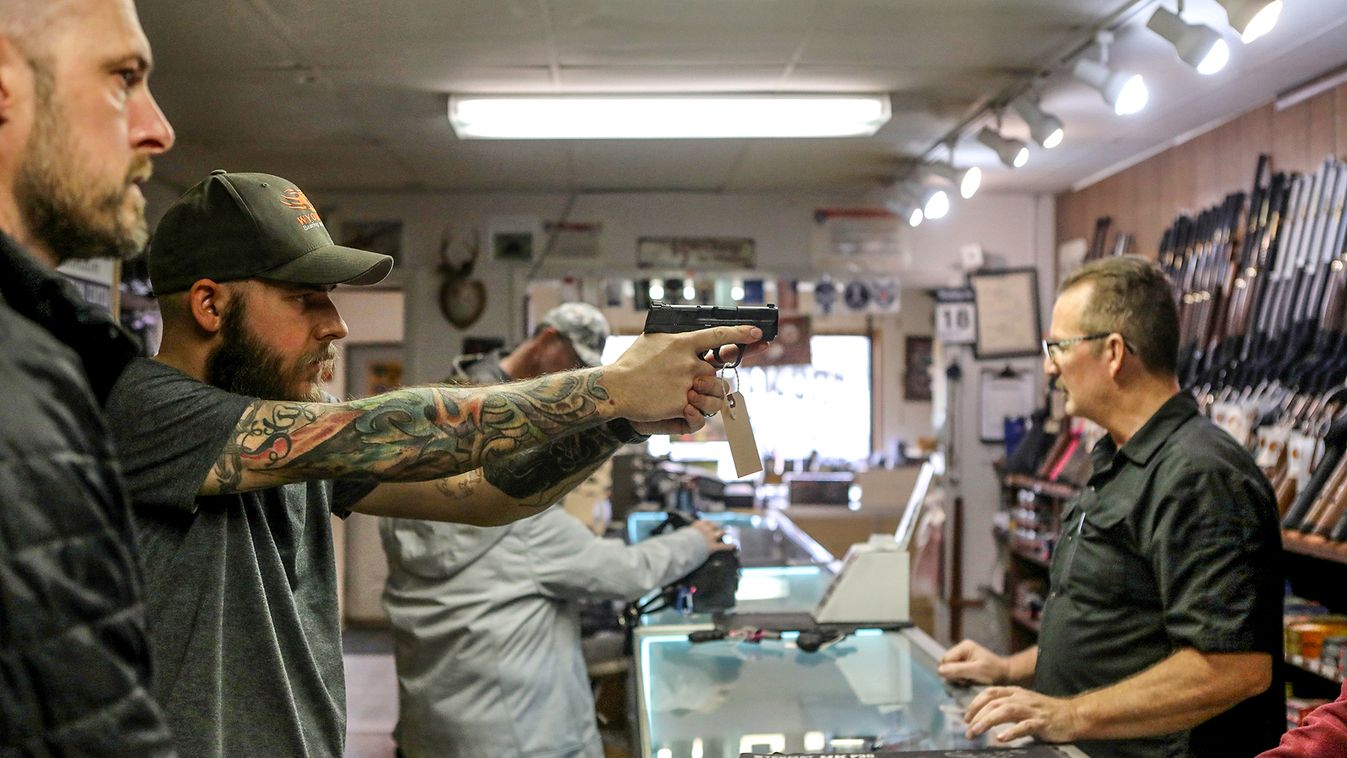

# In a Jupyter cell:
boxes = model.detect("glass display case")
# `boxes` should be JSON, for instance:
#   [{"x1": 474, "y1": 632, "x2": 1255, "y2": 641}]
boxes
[{"x1": 635, "y1": 626, "x2": 988, "y2": 757}]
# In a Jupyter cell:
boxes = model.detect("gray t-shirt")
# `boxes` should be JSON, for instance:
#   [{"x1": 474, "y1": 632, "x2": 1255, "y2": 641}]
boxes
[{"x1": 106, "y1": 358, "x2": 374, "y2": 757}]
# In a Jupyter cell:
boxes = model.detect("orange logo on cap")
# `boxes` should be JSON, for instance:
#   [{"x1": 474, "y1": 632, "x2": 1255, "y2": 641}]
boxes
[{"x1": 280, "y1": 187, "x2": 323, "y2": 230}]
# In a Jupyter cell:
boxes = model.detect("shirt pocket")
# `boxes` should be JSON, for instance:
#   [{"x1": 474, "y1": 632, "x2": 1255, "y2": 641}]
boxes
[{"x1": 1060, "y1": 494, "x2": 1149, "y2": 607}]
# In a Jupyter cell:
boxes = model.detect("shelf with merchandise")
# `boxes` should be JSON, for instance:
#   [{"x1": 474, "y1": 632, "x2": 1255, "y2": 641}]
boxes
[
  {"x1": 1003, "y1": 473, "x2": 1079, "y2": 501},
  {"x1": 1282, "y1": 529, "x2": 1347, "y2": 567},
  {"x1": 1286, "y1": 653, "x2": 1345, "y2": 685}
]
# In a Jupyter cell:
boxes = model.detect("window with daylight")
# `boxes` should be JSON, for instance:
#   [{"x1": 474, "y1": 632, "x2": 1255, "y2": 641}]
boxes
[{"x1": 602, "y1": 335, "x2": 872, "y2": 481}]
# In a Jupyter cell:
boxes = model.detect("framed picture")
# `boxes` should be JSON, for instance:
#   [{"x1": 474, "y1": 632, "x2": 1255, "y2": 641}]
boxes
[
  {"x1": 346, "y1": 343, "x2": 404, "y2": 399},
  {"x1": 636, "y1": 236, "x2": 755, "y2": 269},
  {"x1": 542, "y1": 220, "x2": 603, "y2": 262},
  {"x1": 903, "y1": 336, "x2": 933, "y2": 401},
  {"x1": 969, "y1": 267, "x2": 1043, "y2": 360},
  {"x1": 490, "y1": 215, "x2": 542, "y2": 263}
]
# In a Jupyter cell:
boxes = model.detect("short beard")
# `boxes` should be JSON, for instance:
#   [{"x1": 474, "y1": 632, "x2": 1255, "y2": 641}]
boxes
[
  {"x1": 13, "y1": 59, "x2": 149, "y2": 262},
  {"x1": 206, "y1": 295, "x2": 334, "y2": 402}
]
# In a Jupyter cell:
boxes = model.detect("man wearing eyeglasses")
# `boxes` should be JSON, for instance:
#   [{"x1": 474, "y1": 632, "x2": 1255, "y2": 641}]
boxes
[{"x1": 939, "y1": 256, "x2": 1283, "y2": 756}]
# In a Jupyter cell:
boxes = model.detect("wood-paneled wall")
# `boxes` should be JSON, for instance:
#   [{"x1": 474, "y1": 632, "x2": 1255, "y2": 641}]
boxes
[{"x1": 1056, "y1": 82, "x2": 1347, "y2": 258}]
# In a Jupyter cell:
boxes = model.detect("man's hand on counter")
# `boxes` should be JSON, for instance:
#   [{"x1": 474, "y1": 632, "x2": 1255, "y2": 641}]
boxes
[
  {"x1": 962, "y1": 686, "x2": 1083, "y2": 744},
  {"x1": 937, "y1": 639, "x2": 1011, "y2": 684}
]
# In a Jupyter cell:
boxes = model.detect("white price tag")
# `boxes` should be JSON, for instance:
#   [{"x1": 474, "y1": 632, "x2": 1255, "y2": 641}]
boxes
[{"x1": 722, "y1": 391, "x2": 763, "y2": 478}]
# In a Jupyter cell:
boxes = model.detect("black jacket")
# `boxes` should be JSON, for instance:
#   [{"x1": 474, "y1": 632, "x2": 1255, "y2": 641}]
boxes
[{"x1": 0, "y1": 232, "x2": 174, "y2": 755}]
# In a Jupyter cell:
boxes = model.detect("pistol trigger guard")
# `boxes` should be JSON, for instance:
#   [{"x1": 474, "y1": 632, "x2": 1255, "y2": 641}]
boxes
[
  {"x1": 726, "y1": 343, "x2": 746, "y2": 370},
  {"x1": 709, "y1": 346, "x2": 727, "y2": 369}
]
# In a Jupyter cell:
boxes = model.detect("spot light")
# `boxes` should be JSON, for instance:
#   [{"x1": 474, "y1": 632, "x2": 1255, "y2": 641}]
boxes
[
  {"x1": 976, "y1": 127, "x2": 1030, "y2": 168},
  {"x1": 1146, "y1": 7, "x2": 1230, "y2": 75},
  {"x1": 1010, "y1": 96, "x2": 1065, "y2": 148},
  {"x1": 1216, "y1": 0, "x2": 1282, "y2": 43},
  {"x1": 1071, "y1": 58, "x2": 1149, "y2": 115},
  {"x1": 922, "y1": 188, "x2": 950, "y2": 220},
  {"x1": 884, "y1": 199, "x2": 924, "y2": 228},
  {"x1": 923, "y1": 162, "x2": 983, "y2": 199}
]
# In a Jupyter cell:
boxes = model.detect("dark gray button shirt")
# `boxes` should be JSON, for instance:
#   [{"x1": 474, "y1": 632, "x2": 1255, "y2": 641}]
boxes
[{"x1": 1035, "y1": 392, "x2": 1284, "y2": 758}]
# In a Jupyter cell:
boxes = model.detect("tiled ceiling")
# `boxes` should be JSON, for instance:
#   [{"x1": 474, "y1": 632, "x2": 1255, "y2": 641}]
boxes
[{"x1": 138, "y1": 0, "x2": 1347, "y2": 196}]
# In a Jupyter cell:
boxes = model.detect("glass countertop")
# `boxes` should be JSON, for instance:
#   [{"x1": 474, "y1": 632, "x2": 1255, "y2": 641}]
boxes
[
  {"x1": 626, "y1": 510, "x2": 834, "y2": 568},
  {"x1": 635, "y1": 627, "x2": 992, "y2": 757},
  {"x1": 640, "y1": 564, "x2": 834, "y2": 627}
]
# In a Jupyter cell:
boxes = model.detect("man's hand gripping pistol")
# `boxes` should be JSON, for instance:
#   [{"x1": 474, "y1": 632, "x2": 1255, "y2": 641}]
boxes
[{"x1": 642, "y1": 302, "x2": 779, "y2": 368}]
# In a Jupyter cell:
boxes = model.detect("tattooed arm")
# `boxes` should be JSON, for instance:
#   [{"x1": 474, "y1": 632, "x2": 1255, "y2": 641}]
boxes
[
  {"x1": 351, "y1": 419, "x2": 646, "y2": 525},
  {"x1": 200, "y1": 324, "x2": 760, "y2": 497},
  {"x1": 202, "y1": 370, "x2": 616, "y2": 495}
]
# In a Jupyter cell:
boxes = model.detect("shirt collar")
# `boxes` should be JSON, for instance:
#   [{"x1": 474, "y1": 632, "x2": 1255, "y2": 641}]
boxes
[
  {"x1": 1096, "y1": 391, "x2": 1197, "y2": 471},
  {"x1": 0, "y1": 229, "x2": 140, "y2": 404}
]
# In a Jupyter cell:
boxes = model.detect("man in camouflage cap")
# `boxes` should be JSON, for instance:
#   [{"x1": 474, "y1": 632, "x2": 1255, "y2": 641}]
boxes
[{"x1": 448, "y1": 302, "x2": 610, "y2": 383}]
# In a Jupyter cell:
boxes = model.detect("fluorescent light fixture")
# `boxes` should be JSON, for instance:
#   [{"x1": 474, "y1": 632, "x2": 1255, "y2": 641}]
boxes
[
  {"x1": 648, "y1": 281, "x2": 665, "y2": 301},
  {"x1": 1010, "y1": 96, "x2": 1065, "y2": 149},
  {"x1": 682, "y1": 279, "x2": 696, "y2": 301},
  {"x1": 1217, "y1": 0, "x2": 1282, "y2": 43},
  {"x1": 977, "y1": 127, "x2": 1030, "y2": 168},
  {"x1": 731, "y1": 281, "x2": 745, "y2": 301},
  {"x1": 804, "y1": 733, "x2": 827, "y2": 752},
  {"x1": 1072, "y1": 59, "x2": 1149, "y2": 115},
  {"x1": 923, "y1": 162, "x2": 982, "y2": 199},
  {"x1": 448, "y1": 94, "x2": 891, "y2": 139},
  {"x1": 1147, "y1": 8, "x2": 1230, "y2": 75}
]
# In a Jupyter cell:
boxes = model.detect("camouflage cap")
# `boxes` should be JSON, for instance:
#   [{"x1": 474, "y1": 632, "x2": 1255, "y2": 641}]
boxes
[{"x1": 540, "y1": 302, "x2": 609, "y2": 367}]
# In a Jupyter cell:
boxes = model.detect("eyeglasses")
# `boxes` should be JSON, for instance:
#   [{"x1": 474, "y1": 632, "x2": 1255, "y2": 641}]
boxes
[{"x1": 1041, "y1": 332, "x2": 1114, "y2": 361}]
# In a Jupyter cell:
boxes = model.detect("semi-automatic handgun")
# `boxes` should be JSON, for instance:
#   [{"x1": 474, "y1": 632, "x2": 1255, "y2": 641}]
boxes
[{"x1": 642, "y1": 302, "x2": 778, "y2": 368}]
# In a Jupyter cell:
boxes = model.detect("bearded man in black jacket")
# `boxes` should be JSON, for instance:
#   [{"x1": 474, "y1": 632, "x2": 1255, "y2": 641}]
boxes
[{"x1": 0, "y1": 0, "x2": 178, "y2": 753}]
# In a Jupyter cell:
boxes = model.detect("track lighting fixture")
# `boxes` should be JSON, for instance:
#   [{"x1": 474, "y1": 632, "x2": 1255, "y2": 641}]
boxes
[
  {"x1": 1146, "y1": 7, "x2": 1230, "y2": 75},
  {"x1": 922, "y1": 188, "x2": 950, "y2": 220},
  {"x1": 1071, "y1": 58, "x2": 1149, "y2": 115},
  {"x1": 896, "y1": 182, "x2": 950, "y2": 220},
  {"x1": 1009, "y1": 96, "x2": 1065, "y2": 149},
  {"x1": 922, "y1": 162, "x2": 983, "y2": 199},
  {"x1": 887, "y1": 184, "x2": 929, "y2": 227},
  {"x1": 885, "y1": 198, "x2": 924, "y2": 228},
  {"x1": 1215, "y1": 0, "x2": 1282, "y2": 43},
  {"x1": 976, "y1": 127, "x2": 1029, "y2": 168}
]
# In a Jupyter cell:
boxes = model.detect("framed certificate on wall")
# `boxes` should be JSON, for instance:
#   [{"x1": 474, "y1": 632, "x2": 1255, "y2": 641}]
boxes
[{"x1": 969, "y1": 268, "x2": 1043, "y2": 360}]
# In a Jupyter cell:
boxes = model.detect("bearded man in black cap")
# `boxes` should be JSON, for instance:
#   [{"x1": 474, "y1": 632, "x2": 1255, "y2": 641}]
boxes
[{"x1": 103, "y1": 170, "x2": 761, "y2": 757}]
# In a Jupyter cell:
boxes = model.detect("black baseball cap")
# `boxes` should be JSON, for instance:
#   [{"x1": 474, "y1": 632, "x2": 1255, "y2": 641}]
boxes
[{"x1": 148, "y1": 170, "x2": 393, "y2": 294}]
